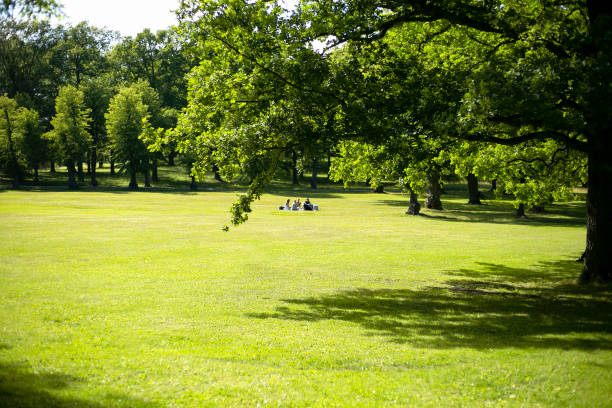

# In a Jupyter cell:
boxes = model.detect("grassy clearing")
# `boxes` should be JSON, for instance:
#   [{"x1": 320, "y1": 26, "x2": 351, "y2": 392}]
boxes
[{"x1": 0, "y1": 167, "x2": 610, "y2": 407}]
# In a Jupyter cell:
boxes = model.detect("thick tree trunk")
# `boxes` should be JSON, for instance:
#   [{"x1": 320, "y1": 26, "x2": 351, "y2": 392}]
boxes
[
  {"x1": 128, "y1": 165, "x2": 138, "y2": 190},
  {"x1": 67, "y1": 161, "x2": 77, "y2": 190},
  {"x1": 110, "y1": 160, "x2": 115, "y2": 175},
  {"x1": 190, "y1": 175, "x2": 197, "y2": 190},
  {"x1": 310, "y1": 157, "x2": 318, "y2": 189},
  {"x1": 426, "y1": 175, "x2": 443, "y2": 210},
  {"x1": 406, "y1": 189, "x2": 421, "y2": 215},
  {"x1": 467, "y1": 173, "x2": 481, "y2": 205},
  {"x1": 90, "y1": 148, "x2": 98, "y2": 187},
  {"x1": 152, "y1": 158, "x2": 159, "y2": 182},
  {"x1": 77, "y1": 162, "x2": 84, "y2": 182},
  {"x1": 50, "y1": 161, "x2": 55, "y2": 173},
  {"x1": 292, "y1": 151, "x2": 299, "y2": 185},
  {"x1": 578, "y1": 3, "x2": 612, "y2": 282},
  {"x1": 579, "y1": 138, "x2": 612, "y2": 283}
]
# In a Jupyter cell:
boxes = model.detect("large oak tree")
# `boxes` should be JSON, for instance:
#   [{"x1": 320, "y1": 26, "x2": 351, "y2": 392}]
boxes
[{"x1": 172, "y1": 0, "x2": 611, "y2": 283}]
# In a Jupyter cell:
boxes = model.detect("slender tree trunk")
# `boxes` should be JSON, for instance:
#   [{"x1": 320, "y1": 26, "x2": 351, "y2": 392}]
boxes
[
  {"x1": 143, "y1": 164, "x2": 151, "y2": 188},
  {"x1": 168, "y1": 151, "x2": 176, "y2": 166},
  {"x1": 33, "y1": 166, "x2": 39, "y2": 184},
  {"x1": 86, "y1": 151, "x2": 92, "y2": 176},
  {"x1": 467, "y1": 173, "x2": 481, "y2": 205},
  {"x1": 67, "y1": 161, "x2": 77, "y2": 189},
  {"x1": 426, "y1": 174, "x2": 443, "y2": 210},
  {"x1": 50, "y1": 161, "x2": 55, "y2": 173},
  {"x1": 3, "y1": 107, "x2": 19, "y2": 188},
  {"x1": 310, "y1": 157, "x2": 318, "y2": 189},
  {"x1": 515, "y1": 177, "x2": 526, "y2": 218},
  {"x1": 490, "y1": 179, "x2": 497, "y2": 192},
  {"x1": 327, "y1": 154, "x2": 332, "y2": 181},
  {"x1": 190, "y1": 175, "x2": 197, "y2": 190},
  {"x1": 128, "y1": 164, "x2": 138, "y2": 190},
  {"x1": 77, "y1": 161, "x2": 84, "y2": 182},
  {"x1": 90, "y1": 148, "x2": 98, "y2": 187},
  {"x1": 98, "y1": 159, "x2": 104, "y2": 168},
  {"x1": 110, "y1": 160, "x2": 115, "y2": 175},
  {"x1": 292, "y1": 151, "x2": 299, "y2": 185},
  {"x1": 406, "y1": 189, "x2": 421, "y2": 215},
  {"x1": 515, "y1": 203, "x2": 526, "y2": 218},
  {"x1": 152, "y1": 158, "x2": 159, "y2": 182},
  {"x1": 213, "y1": 163, "x2": 223, "y2": 182}
]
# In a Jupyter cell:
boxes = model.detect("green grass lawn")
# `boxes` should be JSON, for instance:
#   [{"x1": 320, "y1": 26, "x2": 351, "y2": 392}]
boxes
[{"x1": 1, "y1": 167, "x2": 610, "y2": 407}]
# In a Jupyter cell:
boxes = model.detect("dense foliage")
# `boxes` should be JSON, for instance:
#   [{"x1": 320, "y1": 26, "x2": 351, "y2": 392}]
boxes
[{"x1": 169, "y1": 0, "x2": 611, "y2": 282}]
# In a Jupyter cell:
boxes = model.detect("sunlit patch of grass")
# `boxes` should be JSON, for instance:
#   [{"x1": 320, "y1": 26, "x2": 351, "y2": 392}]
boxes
[{"x1": 0, "y1": 167, "x2": 610, "y2": 407}]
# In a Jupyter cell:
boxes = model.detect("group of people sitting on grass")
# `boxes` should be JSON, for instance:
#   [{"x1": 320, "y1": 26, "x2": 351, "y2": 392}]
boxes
[{"x1": 280, "y1": 198, "x2": 316, "y2": 211}]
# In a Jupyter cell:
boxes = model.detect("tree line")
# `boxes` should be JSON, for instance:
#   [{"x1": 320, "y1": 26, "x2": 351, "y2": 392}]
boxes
[{"x1": 0, "y1": 15, "x2": 191, "y2": 189}]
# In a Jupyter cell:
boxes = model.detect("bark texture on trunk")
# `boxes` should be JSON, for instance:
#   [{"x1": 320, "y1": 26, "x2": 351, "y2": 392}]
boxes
[
  {"x1": 580, "y1": 136, "x2": 612, "y2": 283},
  {"x1": 579, "y1": 4, "x2": 612, "y2": 283},
  {"x1": 406, "y1": 190, "x2": 421, "y2": 215},
  {"x1": 426, "y1": 176, "x2": 443, "y2": 210},
  {"x1": 467, "y1": 173, "x2": 481, "y2": 205}
]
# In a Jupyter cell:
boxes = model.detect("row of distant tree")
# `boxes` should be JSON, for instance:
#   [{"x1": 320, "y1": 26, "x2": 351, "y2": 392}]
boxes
[
  {"x1": 0, "y1": 14, "x2": 332, "y2": 191},
  {"x1": 0, "y1": 14, "x2": 192, "y2": 188}
]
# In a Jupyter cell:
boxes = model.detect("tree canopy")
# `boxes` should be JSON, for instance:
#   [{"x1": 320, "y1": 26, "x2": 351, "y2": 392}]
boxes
[{"x1": 169, "y1": 0, "x2": 612, "y2": 282}]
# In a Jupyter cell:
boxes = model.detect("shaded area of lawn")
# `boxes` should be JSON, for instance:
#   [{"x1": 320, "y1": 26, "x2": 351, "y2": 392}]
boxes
[
  {"x1": 376, "y1": 197, "x2": 586, "y2": 228},
  {"x1": 0, "y1": 362, "x2": 159, "y2": 408},
  {"x1": 248, "y1": 260, "x2": 612, "y2": 350}
]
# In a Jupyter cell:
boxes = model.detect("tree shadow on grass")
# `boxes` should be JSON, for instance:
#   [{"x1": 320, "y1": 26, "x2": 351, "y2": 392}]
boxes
[
  {"x1": 0, "y1": 361, "x2": 159, "y2": 408},
  {"x1": 247, "y1": 260, "x2": 612, "y2": 350},
  {"x1": 376, "y1": 198, "x2": 585, "y2": 228}
]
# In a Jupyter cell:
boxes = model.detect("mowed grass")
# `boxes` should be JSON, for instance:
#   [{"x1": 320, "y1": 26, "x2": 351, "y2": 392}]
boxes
[{"x1": 0, "y1": 167, "x2": 611, "y2": 407}]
